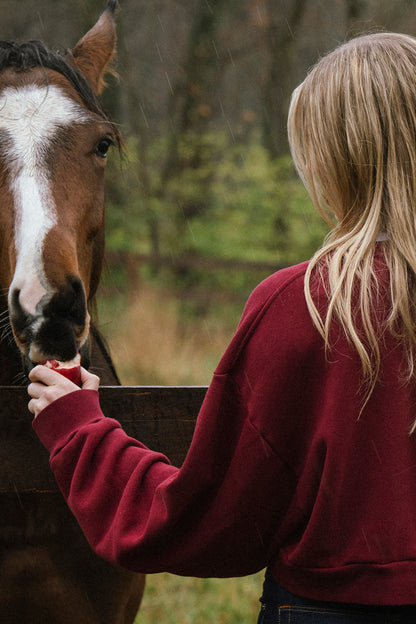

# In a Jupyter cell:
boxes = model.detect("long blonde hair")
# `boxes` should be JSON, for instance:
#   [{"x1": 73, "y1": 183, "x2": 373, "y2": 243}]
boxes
[{"x1": 288, "y1": 33, "x2": 416, "y2": 407}]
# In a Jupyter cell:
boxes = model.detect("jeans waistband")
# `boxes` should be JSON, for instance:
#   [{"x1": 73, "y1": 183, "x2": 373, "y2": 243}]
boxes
[{"x1": 260, "y1": 569, "x2": 416, "y2": 616}]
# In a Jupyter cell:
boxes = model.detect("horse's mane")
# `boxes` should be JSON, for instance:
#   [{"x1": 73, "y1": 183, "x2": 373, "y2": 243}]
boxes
[{"x1": 0, "y1": 40, "x2": 119, "y2": 138}]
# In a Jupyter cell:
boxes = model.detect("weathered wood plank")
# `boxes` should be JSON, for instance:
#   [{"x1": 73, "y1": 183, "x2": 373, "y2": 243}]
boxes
[{"x1": 0, "y1": 386, "x2": 206, "y2": 493}]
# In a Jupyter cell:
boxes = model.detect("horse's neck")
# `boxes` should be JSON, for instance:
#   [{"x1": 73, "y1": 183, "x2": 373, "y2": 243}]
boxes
[
  {"x1": 88, "y1": 324, "x2": 121, "y2": 385},
  {"x1": 0, "y1": 299, "x2": 25, "y2": 385},
  {"x1": 0, "y1": 342, "x2": 25, "y2": 385}
]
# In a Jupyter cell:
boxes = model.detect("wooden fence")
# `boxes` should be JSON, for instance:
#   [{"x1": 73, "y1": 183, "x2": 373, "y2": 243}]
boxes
[
  {"x1": 106, "y1": 251, "x2": 282, "y2": 276},
  {"x1": 105, "y1": 251, "x2": 284, "y2": 294},
  {"x1": 0, "y1": 386, "x2": 207, "y2": 493}
]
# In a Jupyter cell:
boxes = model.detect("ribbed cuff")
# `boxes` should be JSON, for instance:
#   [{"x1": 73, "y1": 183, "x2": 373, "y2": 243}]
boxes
[{"x1": 32, "y1": 389, "x2": 104, "y2": 453}]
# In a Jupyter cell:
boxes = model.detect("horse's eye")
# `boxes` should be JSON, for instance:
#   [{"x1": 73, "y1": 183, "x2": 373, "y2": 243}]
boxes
[{"x1": 95, "y1": 138, "x2": 113, "y2": 159}]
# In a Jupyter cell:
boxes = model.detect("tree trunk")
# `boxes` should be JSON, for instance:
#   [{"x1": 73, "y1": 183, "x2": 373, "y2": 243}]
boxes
[
  {"x1": 261, "y1": 0, "x2": 306, "y2": 159},
  {"x1": 160, "y1": 0, "x2": 228, "y2": 219}
]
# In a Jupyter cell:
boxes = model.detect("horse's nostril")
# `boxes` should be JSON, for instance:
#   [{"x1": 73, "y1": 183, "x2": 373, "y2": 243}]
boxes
[
  {"x1": 44, "y1": 276, "x2": 87, "y2": 326},
  {"x1": 11, "y1": 289, "x2": 19, "y2": 308},
  {"x1": 9, "y1": 288, "x2": 33, "y2": 332},
  {"x1": 68, "y1": 276, "x2": 87, "y2": 324},
  {"x1": 11, "y1": 288, "x2": 24, "y2": 315}
]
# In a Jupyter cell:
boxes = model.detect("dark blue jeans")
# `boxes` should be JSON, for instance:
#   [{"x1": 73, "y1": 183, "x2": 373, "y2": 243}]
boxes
[{"x1": 257, "y1": 570, "x2": 416, "y2": 623}]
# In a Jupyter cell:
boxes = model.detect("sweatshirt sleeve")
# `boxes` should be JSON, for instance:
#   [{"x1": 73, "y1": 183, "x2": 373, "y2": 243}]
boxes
[
  {"x1": 32, "y1": 265, "x2": 310, "y2": 578},
  {"x1": 32, "y1": 376, "x2": 296, "y2": 578}
]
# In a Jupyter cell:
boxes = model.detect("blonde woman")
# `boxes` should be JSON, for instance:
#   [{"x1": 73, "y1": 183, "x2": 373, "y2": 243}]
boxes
[{"x1": 29, "y1": 34, "x2": 416, "y2": 622}]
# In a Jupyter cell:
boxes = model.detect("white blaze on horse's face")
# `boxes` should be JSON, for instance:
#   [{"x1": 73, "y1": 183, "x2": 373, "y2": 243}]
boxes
[{"x1": 1, "y1": 84, "x2": 88, "y2": 321}]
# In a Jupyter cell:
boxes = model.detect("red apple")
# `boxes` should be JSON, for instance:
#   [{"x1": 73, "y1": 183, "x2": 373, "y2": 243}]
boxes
[{"x1": 42, "y1": 353, "x2": 82, "y2": 386}]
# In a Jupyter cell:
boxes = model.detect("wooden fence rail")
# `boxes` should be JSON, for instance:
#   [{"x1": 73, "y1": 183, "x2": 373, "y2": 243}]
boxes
[
  {"x1": 0, "y1": 386, "x2": 207, "y2": 494},
  {"x1": 106, "y1": 251, "x2": 283, "y2": 275}
]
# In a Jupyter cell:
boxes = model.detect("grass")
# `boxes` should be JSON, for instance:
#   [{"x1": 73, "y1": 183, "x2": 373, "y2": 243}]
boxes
[
  {"x1": 96, "y1": 285, "x2": 239, "y2": 386},
  {"x1": 135, "y1": 573, "x2": 264, "y2": 624},
  {"x1": 96, "y1": 283, "x2": 265, "y2": 623}
]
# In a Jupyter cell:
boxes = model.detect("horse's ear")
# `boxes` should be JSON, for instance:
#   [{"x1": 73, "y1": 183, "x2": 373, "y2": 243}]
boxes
[{"x1": 69, "y1": 1, "x2": 118, "y2": 95}]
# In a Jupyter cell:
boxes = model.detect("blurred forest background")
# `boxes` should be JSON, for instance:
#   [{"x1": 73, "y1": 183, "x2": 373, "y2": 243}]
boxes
[
  {"x1": 1, "y1": 0, "x2": 416, "y2": 386},
  {"x1": 3, "y1": 0, "x2": 416, "y2": 622}
]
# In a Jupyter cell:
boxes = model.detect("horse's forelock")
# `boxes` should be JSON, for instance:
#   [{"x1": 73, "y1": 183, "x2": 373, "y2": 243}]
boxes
[{"x1": 0, "y1": 40, "x2": 120, "y2": 144}]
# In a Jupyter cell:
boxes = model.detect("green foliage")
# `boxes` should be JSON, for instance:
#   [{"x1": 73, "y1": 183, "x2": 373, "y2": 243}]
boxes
[
  {"x1": 180, "y1": 141, "x2": 327, "y2": 264},
  {"x1": 135, "y1": 572, "x2": 263, "y2": 624},
  {"x1": 104, "y1": 131, "x2": 329, "y2": 297}
]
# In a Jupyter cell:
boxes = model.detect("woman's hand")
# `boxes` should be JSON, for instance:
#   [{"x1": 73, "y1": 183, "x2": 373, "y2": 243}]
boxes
[{"x1": 28, "y1": 366, "x2": 100, "y2": 417}]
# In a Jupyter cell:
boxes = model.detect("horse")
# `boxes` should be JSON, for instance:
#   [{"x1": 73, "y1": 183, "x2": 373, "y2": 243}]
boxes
[{"x1": 0, "y1": 2, "x2": 145, "y2": 622}]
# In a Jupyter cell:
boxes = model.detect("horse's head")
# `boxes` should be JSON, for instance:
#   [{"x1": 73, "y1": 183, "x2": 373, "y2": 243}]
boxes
[{"x1": 0, "y1": 1, "x2": 119, "y2": 370}]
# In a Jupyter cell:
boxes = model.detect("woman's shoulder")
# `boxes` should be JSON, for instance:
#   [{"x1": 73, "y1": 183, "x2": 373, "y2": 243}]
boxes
[
  {"x1": 215, "y1": 261, "x2": 312, "y2": 374},
  {"x1": 243, "y1": 260, "x2": 310, "y2": 317}
]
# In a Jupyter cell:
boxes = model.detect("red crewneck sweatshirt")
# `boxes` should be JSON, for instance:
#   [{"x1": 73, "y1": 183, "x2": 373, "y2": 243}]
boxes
[{"x1": 33, "y1": 253, "x2": 416, "y2": 605}]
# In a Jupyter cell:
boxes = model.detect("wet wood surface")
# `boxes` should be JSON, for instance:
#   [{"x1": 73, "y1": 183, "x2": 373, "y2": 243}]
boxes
[{"x1": 0, "y1": 386, "x2": 207, "y2": 493}]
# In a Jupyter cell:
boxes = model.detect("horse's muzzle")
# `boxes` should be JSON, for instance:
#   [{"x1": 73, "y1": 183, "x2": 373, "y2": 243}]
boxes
[{"x1": 9, "y1": 275, "x2": 90, "y2": 364}]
